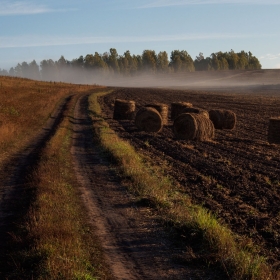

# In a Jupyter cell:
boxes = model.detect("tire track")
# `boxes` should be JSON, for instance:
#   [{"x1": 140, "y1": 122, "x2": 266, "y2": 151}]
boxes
[
  {"x1": 71, "y1": 94, "x2": 224, "y2": 279},
  {"x1": 0, "y1": 95, "x2": 73, "y2": 277}
]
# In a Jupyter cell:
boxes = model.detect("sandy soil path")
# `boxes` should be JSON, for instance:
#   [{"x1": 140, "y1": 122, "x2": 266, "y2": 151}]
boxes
[{"x1": 70, "y1": 94, "x2": 221, "y2": 280}]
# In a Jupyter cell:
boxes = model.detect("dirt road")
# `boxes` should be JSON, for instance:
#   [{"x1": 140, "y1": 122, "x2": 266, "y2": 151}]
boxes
[
  {"x1": 71, "y1": 94, "x2": 225, "y2": 279},
  {"x1": 0, "y1": 91, "x2": 240, "y2": 279}
]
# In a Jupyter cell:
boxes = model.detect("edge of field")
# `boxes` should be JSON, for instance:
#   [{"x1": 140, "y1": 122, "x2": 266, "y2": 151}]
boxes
[{"x1": 89, "y1": 90, "x2": 279, "y2": 280}]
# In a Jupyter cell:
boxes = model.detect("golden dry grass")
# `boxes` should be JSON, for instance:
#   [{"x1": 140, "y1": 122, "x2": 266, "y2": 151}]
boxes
[{"x1": 0, "y1": 76, "x2": 97, "y2": 164}]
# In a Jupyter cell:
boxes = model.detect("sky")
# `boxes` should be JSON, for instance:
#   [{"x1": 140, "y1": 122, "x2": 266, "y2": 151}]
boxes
[{"x1": 0, "y1": 0, "x2": 280, "y2": 70}]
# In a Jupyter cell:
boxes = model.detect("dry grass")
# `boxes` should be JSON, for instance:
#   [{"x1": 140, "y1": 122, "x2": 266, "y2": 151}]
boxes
[
  {"x1": 20, "y1": 94, "x2": 109, "y2": 279},
  {"x1": 89, "y1": 91, "x2": 278, "y2": 280},
  {"x1": 0, "y1": 77, "x2": 110, "y2": 279},
  {"x1": 0, "y1": 76, "x2": 97, "y2": 165}
]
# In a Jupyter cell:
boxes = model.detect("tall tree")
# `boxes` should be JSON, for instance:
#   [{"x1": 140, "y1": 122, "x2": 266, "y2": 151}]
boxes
[
  {"x1": 28, "y1": 60, "x2": 40, "y2": 80},
  {"x1": 157, "y1": 51, "x2": 169, "y2": 73},
  {"x1": 108, "y1": 48, "x2": 120, "y2": 73},
  {"x1": 40, "y1": 59, "x2": 57, "y2": 81},
  {"x1": 142, "y1": 50, "x2": 157, "y2": 72},
  {"x1": 170, "y1": 50, "x2": 194, "y2": 72}
]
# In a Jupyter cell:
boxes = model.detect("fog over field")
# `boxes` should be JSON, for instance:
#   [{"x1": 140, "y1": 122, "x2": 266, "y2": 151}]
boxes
[{"x1": 48, "y1": 69, "x2": 280, "y2": 92}]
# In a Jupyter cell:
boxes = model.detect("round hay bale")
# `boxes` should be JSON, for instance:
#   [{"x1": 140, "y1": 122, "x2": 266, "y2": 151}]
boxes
[
  {"x1": 135, "y1": 107, "x2": 163, "y2": 133},
  {"x1": 171, "y1": 102, "x2": 193, "y2": 120},
  {"x1": 145, "y1": 103, "x2": 168, "y2": 125},
  {"x1": 113, "y1": 99, "x2": 136, "y2": 120},
  {"x1": 209, "y1": 109, "x2": 236, "y2": 130},
  {"x1": 181, "y1": 107, "x2": 209, "y2": 119},
  {"x1": 268, "y1": 117, "x2": 280, "y2": 144},
  {"x1": 173, "y1": 113, "x2": 215, "y2": 141}
]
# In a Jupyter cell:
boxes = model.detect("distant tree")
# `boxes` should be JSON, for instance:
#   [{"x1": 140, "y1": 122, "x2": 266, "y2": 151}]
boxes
[
  {"x1": 84, "y1": 52, "x2": 108, "y2": 72},
  {"x1": 209, "y1": 52, "x2": 229, "y2": 70},
  {"x1": 21, "y1": 62, "x2": 29, "y2": 78},
  {"x1": 142, "y1": 50, "x2": 157, "y2": 72},
  {"x1": 194, "y1": 53, "x2": 212, "y2": 71},
  {"x1": 134, "y1": 55, "x2": 143, "y2": 72},
  {"x1": 118, "y1": 51, "x2": 138, "y2": 75},
  {"x1": 71, "y1": 55, "x2": 84, "y2": 69},
  {"x1": 170, "y1": 50, "x2": 194, "y2": 72},
  {"x1": 28, "y1": 60, "x2": 40, "y2": 80},
  {"x1": 247, "y1": 54, "x2": 262, "y2": 70},
  {"x1": 57, "y1": 55, "x2": 68, "y2": 68},
  {"x1": 9, "y1": 67, "x2": 15, "y2": 76},
  {"x1": 40, "y1": 59, "x2": 57, "y2": 81},
  {"x1": 157, "y1": 51, "x2": 169, "y2": 73},
  {"x1": 84, "y1": 54, "x2": 95, "y2": 69},
  {"x1": 107, "y1": 48, "x2": 120, "y2": 73},
  {"x1": 227, "y1": 50, "x2": 239, "y2": 70},
  {"x1": 14, "y1": 63, "x2": 23, "y2": 77},
  {"x1": 54, "y1": 56, "x2": 70, "y2": 81},
  {"x1": 0, "y1": 68, "x2": 8, "y2": 76}
]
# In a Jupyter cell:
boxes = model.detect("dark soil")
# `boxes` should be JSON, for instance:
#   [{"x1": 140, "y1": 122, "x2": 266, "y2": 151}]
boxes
[
  {"x1": 71, "y1": 94, "x2": 228, "y2": 279},
  {"x1": 99, "y1": 86, "x2": 280, "y2": 270}
]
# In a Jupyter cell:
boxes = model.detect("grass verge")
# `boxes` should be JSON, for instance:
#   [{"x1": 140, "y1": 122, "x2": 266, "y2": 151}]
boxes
[
  {"x1": 5, "y1": 93, "x2": 111, "y2": 279},
  {"x1": 88, "y1": 91, "x2": 278, "y2": 280}
]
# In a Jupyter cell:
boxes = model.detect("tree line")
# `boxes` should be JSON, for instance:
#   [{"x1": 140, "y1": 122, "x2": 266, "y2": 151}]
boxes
[{"x1": 0, "y1": 48, "x2": 262, "y2": 82}]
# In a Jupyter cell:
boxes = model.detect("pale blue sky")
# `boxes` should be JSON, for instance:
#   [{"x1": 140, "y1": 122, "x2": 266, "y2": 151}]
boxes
[{"x1": 0, "y1": 0, "x2": 279, "y2": 70}]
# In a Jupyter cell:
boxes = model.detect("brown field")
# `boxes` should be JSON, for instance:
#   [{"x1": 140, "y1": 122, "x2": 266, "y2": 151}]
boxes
[
  {"x1": 99, "y1": 82, "x2": 280, "y2": 270},
  {"x1": 1, "y1": 71, "x2": 280, "y2": 278}
]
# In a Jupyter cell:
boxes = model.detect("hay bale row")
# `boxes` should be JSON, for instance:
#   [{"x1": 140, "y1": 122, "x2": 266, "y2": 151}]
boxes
[
  {"x1": 145, "y1": 103, "x2": 168, "y2": 125},
  {"x1": 268, "y1": 117, "x2": 280, "y2": 144},
  {"x1": 113, "y1": 99, "x2": 136, "y2": 120},
  {"x1": 209, "y1": 109, "x2": 236, "y2": 130},
  {"x1": 135, "y1": 107, "x2": 163, "y2": 133},
  {"x1": 173, "y1": 113, "x2": 215, "y2": 141},
  {"x1": 171, "y1": 102, "x2": 193, "y2": 120}
]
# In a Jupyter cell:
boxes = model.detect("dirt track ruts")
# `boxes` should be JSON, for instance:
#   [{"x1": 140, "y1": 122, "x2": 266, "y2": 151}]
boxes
[
  {"x1": 0, "y1": 95, "x2": 73, "y2": 277},
  {"x1": 71, "y1": 93, "x2": 227, "y2": 279}
]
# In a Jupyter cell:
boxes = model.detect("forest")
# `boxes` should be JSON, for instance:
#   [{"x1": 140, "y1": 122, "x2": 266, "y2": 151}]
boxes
[{"x1": 0, "y1": 48, "x2": 262, "y2": 82}]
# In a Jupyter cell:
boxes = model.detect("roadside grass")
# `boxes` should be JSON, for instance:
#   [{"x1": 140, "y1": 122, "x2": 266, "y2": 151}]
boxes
[{"x1": 89, "y1": 91, "x2": 278, "y2": 280}]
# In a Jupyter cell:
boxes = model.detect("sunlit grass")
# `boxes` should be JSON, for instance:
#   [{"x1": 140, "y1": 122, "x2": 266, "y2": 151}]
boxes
[{"x1": 0, "y1": 76, "x2": 97, "y2": 164}]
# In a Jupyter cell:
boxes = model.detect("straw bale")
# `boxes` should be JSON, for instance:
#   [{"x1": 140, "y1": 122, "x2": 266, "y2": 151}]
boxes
[
  {"x1": 209, "y1": 109, "x2": 236, "y2": 130},
  {"x1": 113, "y1": 99, "x2": 136, "y2": 120},
  {"x1": 268, "y1": 117, "x2": 280, "y2": 144},
  {"x1": 145, "y1": 103, "x2": 169, "y2": 125},
  {"x1": 181, "y1": 107, "x2": 209, "y2": 118},
  {"x1": 173, "y1": 113, "x2": 214, "y2": 141},
  {"x1": 171, "y1": 102, "x2": 193, "y2": 120},
  {"x1": 135, "y1": 107, "x2": 163, "y2": 133}
]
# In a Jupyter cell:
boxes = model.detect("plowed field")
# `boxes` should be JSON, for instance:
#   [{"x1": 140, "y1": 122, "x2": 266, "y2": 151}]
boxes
[{"x1": 100, "y1": 86, "x2": 280, "y2": 270}]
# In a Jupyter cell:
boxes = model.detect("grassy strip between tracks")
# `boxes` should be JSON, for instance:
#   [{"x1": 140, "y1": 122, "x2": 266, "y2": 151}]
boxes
[
  {"x1": 8, "y1": 93, "x2": 110, "y2": 279},
  {"x1": 89, "y1": 91, "x2": 277, "y2": 280}
]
